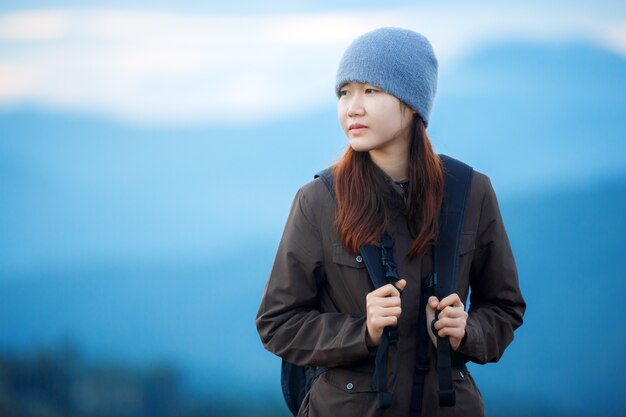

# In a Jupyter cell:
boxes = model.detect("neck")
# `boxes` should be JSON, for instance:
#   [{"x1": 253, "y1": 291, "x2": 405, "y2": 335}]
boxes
[{"x1": 369, "y1": 140, "x2": 410, "y2": 182}]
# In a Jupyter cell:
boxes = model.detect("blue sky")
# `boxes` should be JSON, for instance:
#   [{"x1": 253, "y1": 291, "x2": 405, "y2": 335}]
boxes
[{"x1": 1, "y1": 1, "x2": 625, "y2": 126}]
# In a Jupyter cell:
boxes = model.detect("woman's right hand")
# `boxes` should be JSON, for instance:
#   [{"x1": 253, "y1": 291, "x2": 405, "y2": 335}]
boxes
[{"x1": 365, "y1": 279, "x2": 406, "y2": 346}]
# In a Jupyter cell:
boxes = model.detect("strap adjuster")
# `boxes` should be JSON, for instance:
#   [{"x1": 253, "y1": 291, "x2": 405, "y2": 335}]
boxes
[
  {"x1": 438, "y1": 388, "x2": 456, "y2": 406},
  {"x1": 415, "y1": 363, "x2": 429, "y2": 374},
  {"x1": 385, "y1": 328, "x2": 399, "y2": 342}
]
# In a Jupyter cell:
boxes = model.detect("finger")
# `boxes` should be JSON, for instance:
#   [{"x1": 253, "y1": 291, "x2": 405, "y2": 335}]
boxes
[
  {"x1": 438, "y1": 306, "x2": 467, "y2": 319},
  {"x1": 437, "y1": 306, "x2": 453, "y2": 319},
  {"x1": 369, "y1": 296, "x2": 402, "y2": 308},
  {"x1": 371, "y1": 283, "x2": 401, "y2": 298},
  {"x1": 428, "y1": 296, "x2": 440, "y2": 309},
  {"x1": 370, "y1": 315, "x2": 398, "y2": 329},
  {"x1": 381, "y1": 306, "x2": 402, "y2": 318},
  {"x1": 434, "y1": 316, "x2": 466, "y2": 330},
  {"x1": 369, "y1": 305, "x2": 402, "y2": 318},
  {"x1": 437, "y1": 327, "x2": 465, "y2": 340},
  {"x1": 438, "y1": 293, "x2": 463, "y2": 310},
  {"x1": 394, "y1": 279, "x2": 407, "y2": 292}
]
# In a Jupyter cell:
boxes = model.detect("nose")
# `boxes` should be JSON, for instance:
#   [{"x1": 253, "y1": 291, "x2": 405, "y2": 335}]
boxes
[{"x1": 346, "y1": 94, "x2": 365, "y2": 117}]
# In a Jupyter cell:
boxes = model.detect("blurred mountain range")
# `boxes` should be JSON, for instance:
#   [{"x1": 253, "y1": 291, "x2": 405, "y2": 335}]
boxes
[
  {"x1": 1, "y1": 173, "x2": 624, "y2": 416},
  {"x1": 1, "y1": 41, "x2": 625, "y2": 415},
  {"x1": 1, "y1": 41, "x2": 625, "y2": 271}
]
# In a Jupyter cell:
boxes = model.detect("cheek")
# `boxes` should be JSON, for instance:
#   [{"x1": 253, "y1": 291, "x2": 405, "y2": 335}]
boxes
[
  {"x1": 337, "y1": 104, "x2": 348, "y2": 130},
  {"x1": 337, "y1": 101, "x2": 346, "y2": 115},
  {"x1": 392, "y1": 109, "x2": 410, "y2": 132}
]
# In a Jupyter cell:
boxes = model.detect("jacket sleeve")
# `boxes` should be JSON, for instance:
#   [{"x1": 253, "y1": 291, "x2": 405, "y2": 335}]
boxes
[
  {"x1": 255, "y1": 186, "x2": 372, "y2": 367},
  {"x1": 457, "y1": 175, "x2": 526, "y2": 364}
]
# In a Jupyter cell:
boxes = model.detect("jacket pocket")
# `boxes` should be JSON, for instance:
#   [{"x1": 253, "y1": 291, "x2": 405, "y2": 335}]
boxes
[
  {"x1": 332, "y1": 243, "x2": 366, "y2": 269},
  {"x1": 307, "y1": 367, "x2": 380, "y2": 417},
  {"x1": 327, "y1": 243, "x2": 370, "y2": 315}
]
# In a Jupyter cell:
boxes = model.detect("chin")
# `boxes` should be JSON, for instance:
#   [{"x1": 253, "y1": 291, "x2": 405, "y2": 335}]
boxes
[
  {"x1": 348, "y1": 144, "x2": 371, "y2": 153},
  {"x1": 347, "y1": 140, "x2": 372, "y2": 153}
]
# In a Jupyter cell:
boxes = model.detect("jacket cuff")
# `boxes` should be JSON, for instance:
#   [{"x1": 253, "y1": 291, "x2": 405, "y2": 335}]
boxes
[
  {"x1": 350, "y1": 317, "x2": 377, "y2": 357},
  {"x1": 360, "y1": 320, "x2": 379, "y2": 356},
  {"x1": 456, "y1": 318, "x2": 483, "y2": 359}
]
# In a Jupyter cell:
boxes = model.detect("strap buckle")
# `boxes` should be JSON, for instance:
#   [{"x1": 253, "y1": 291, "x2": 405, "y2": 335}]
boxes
[{"x1": 424, "y1": 272, "x2": 438, "y2": 288}]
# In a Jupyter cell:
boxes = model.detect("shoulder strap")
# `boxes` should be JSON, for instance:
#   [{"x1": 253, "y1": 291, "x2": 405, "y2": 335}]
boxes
[
  {"x1": 413, "y1": 155, "x2": 473, "y2": 413},
  {"x1": 314, "y1": 167, "x2": 335, "y2": 200},
  {"x1": 361, "y1": 234, "x2": 399, "y2": 409},
  {"x1": 436, "y1": 154, "x2": 474, "y2": 298},
  {"x1": 433, "y1": 154, "x2": 474, "y2": 407},
  {"x1": 359, "y1": 244, "x2": 388, "y2": 289}
]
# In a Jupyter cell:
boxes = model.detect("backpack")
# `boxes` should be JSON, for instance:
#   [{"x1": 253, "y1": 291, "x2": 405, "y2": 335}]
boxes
[{"x1": 281, "y1": 155, "x2": 473, "y2": 416}]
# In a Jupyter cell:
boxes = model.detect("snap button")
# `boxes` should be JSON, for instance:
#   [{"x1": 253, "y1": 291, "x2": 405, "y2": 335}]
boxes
[
  {"x1": 346, "y1": 382, "x2": 354, "y2": 390},
  {"x1": 355, "y1": 255, "x2": 363, "y2": 263}
]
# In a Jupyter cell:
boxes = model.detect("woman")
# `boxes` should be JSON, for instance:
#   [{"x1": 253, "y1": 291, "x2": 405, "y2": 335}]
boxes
[{"x1": 256, "y1": 27, "x2": 525, "y2": 417}]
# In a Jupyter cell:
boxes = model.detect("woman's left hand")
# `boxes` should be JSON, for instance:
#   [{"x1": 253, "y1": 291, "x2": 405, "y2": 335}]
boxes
[{"x1": 426, "y1": 293, "x2": 468, "y2": 351}]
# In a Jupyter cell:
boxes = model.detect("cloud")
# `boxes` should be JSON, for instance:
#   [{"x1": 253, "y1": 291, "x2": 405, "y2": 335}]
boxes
[
  {"x1": 602, "y1": 21, "x2": 626, "y2": 55},
  {"x1": 0, "y1": 7, "x2": 624, "y2": 126},
  {"x1": 0, "y1": 10, "x2": 68, "y2": 40}
]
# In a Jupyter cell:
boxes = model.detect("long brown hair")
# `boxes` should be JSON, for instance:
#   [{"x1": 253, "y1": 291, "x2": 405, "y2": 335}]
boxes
[{"x1": 334, "y1": 116, "x2": 443, "y2": 258}]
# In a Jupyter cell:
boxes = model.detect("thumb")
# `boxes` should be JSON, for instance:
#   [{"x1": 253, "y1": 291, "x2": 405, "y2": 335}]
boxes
[
  {"x1": 428, "y1": 296, "x2": 440, "y2": 310},
  {"x1": 395, "y1": 279, "x2": 407, "y2": 292}
]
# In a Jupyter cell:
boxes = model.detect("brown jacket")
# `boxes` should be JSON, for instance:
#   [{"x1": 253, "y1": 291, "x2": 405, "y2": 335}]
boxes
[{"x1": 256, "y1": 167, "x2": 526, "y2": 417}]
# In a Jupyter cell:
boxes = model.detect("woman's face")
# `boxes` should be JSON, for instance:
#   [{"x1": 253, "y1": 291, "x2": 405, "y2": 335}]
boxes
[{"x1": 337, "y1": 82, "x2": 415, "y2": 155}]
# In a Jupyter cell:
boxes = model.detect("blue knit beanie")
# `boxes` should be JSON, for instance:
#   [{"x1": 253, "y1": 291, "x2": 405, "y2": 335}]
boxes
[{"x1": 335, "y1": 27, "x2": 438, "y2": 127}]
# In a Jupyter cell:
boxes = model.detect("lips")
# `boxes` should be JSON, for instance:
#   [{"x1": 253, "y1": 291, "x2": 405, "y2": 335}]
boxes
[{"x1": 349, "y1": 123, "x2": 367, "y2": 131}]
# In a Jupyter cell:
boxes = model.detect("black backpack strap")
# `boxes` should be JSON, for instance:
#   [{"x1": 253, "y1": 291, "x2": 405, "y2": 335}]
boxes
[
  {"x1": 434, "y1": 155, "x2": 473, "y2": 407},
  {"x1": 435, "y1": 155, "x2": 473, "y2": 298},
  {"x1": 314, "y1": 167, "x2": 335, "y2": 200},
  {"x1": 412, "y1": 155, "x2": 473, "y2": 415},
  {"x1": 360, "y1": 244, "x2": 390, "y2": 289},
  {"x1": 360, "y1": 234, "x2": 399, "y2": 409}
]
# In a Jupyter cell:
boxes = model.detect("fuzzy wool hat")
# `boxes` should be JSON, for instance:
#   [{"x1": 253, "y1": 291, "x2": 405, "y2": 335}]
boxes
[{"x1": 335, "y1": 27, "x2": 438, "y2": 126}]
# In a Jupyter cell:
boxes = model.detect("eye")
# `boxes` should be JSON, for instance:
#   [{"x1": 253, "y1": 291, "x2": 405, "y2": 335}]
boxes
[
  {"x1": 364, "y1": 88, "x2": 379, "y2": 94},
  {"x1": 339, "y1": 89, "x2": 349, "y2": 97}
]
